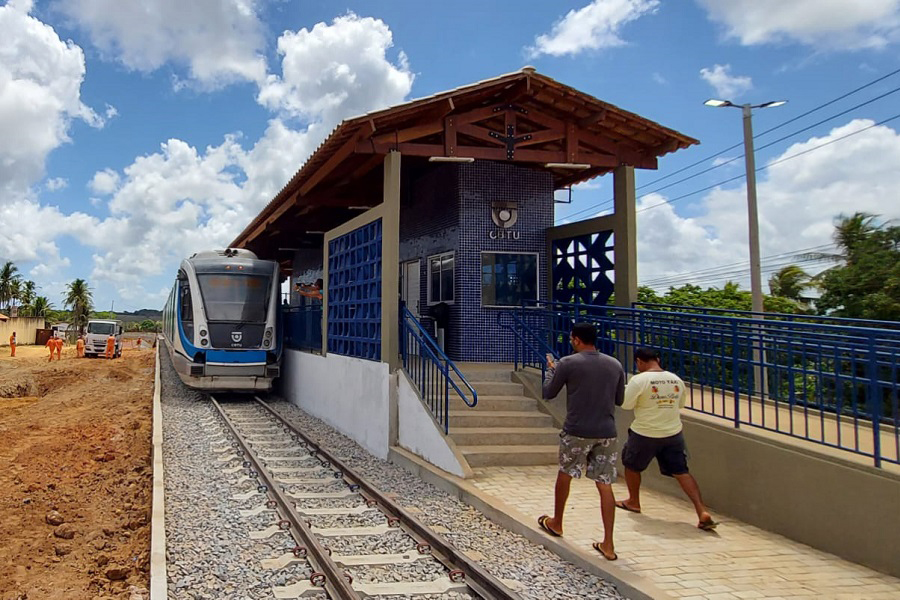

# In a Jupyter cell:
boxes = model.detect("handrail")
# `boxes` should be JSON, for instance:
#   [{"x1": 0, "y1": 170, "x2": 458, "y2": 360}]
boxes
[
  {"x1": 401, "y1": 307, "x2": 477, "y2": 408},
  {"x1": 527, "y1": 299, "x2": 900, "y2": 337},
  {"x1": 633, "y1": 301, "x2": 900, "y2": 329},
  {"x1": 497, "y1": 309, "x2": 559, "y2": 380}
]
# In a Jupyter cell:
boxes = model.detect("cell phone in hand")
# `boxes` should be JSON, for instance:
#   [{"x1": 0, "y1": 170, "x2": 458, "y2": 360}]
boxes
[{"x1": 546, "y1": 353, "x2": 555, "y2": 368}]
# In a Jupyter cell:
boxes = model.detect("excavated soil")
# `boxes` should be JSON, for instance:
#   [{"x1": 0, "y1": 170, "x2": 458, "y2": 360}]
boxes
[{"x1": 0, "y1": 344, "x2": 155, "y2": 600}]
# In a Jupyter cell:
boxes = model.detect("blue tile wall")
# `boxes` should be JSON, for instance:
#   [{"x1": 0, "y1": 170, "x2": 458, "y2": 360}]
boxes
[
  {"x1": 399, "y1": 161, "x2": 554, "y2": 362},
  {"x1": 328, "y1": 219, "x2": 383, "y2": 361}
]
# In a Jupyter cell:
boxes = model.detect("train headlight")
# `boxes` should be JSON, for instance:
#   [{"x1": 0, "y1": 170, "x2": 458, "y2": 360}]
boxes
[
  {"x1": 264, "y1": 329, "x2": 272, "y2": 339},
  {"x1": 263, "y1": 339, "x2": 271, "y2": 348},
  {"x1": 201, "y1": 339, "x2": 208, "y2": 346},
  {"x1": 200, "y1": 329, "x2": 208, "y2": 337}
]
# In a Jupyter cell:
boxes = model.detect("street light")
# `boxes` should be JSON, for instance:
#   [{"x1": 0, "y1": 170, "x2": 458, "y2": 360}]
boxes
[{"x1": 704, "y1": 98, "x2": 787, "y2": 315}]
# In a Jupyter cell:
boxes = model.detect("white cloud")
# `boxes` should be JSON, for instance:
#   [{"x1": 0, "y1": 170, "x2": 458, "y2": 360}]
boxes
[
  {"x1": 637, "y1": 119, "x2": 900, "y2": 289},
  {"x1": 4, "y1": 10, "x2": 418, "y2": 302},
  {"x1": 527, "y1": 0, "x2": 659, "y2": 57},
  {"x1": 700, "y1": 64, "x2": 753, "y2": 99},
  {"x1": 0, "y1": 0, "x2": 101, "y2": 201},
  {"x1": 45, "y1": 177, "x2": 68, "y2": 191},
  {"x1": 104, "y1": 104, "x2": 118, "y2": 119},
  {"x1": 651, "y1": 72, "x2": 667, "y2": 85},
  {"x1": 258, "y1": 13, "x2": 414, "y2": 124},
  {"x1": 89, "y1": 168, "x2": 120, "y2": 195},
  {"x1": 697, "y1": 0, "x2": 900, "y2": 49},
  {"x1": 56, "y1": 0, "x2": 268, "y2": 87}
]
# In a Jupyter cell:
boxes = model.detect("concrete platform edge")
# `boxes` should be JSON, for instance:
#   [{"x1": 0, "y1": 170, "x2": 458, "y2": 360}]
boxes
[
  {"x1": 150, "y1": 341, "x2": 167, "y2": 599},
  {"x1": 388, "y1": 446, "x2": 671, "y2": 600}
]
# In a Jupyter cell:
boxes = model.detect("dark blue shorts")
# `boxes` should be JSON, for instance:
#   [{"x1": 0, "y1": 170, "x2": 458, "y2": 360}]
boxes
[{"x1": 622, "y1": 429, "x2": 689, "y2": 477}]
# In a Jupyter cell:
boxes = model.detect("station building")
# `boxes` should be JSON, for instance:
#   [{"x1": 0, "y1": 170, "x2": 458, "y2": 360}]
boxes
[{"x1": 231, "y1": 68, "x2": 697, "y2": 474}]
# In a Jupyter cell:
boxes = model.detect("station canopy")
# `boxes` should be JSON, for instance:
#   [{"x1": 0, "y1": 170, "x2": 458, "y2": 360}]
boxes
[{"x1": 232, "y1": 67, "x2": 698, "y2": 265}]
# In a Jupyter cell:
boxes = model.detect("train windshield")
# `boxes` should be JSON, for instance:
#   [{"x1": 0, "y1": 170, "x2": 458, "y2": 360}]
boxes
[
  {"x1": 197, "y1": 274, "x2": 270, "y2": 322},
  {"x1": 87, "y1": 322, "x2": 116, "y2": 335}
]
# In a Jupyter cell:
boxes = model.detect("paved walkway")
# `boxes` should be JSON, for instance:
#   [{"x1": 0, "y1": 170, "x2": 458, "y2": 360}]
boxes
[{"x1": 471, "y1": 466, "x2": 900, "y2": 600}]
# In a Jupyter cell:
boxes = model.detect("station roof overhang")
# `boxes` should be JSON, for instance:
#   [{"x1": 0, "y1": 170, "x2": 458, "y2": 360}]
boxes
[{"x1": 232, "y1": 67, "x2": 699, "y2": 269}]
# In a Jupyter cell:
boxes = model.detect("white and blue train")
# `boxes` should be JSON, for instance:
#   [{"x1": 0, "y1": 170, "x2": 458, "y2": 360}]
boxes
[{"x1": 163, "y1": 248, "x2": 281, "y2": 391}]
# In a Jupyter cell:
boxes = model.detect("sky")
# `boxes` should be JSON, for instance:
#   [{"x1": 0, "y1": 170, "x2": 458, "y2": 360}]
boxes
[{"x1": 2, "y1": 0, "x2": 900, "y2": 312}]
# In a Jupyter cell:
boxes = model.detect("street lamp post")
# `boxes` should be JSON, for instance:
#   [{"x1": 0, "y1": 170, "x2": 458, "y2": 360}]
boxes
[
  {"x1": 704, "y1": 99, "x2": 786, "y2": 315},
  {"x1": 705, "y1": 98, "x2": 786, "y2": 398}
]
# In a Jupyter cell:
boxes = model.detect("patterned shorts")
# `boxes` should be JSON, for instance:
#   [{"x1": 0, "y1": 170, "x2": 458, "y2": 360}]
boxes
[{"x1": 558, "y1": 432, "x2": 618, "y2": 483}]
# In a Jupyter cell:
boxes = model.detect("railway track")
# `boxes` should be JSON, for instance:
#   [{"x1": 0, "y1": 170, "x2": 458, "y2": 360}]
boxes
[{"x1": 209, "y1": 394, "x2": 524, "y2": 600}]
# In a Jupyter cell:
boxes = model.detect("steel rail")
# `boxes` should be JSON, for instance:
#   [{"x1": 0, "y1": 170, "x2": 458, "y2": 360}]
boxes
[
  {"x1": 210, "y1": 395, "x2": 359, "y2": 600},
  {"x1": 254, "y1": 396, "x2": 523, "y2": 600}
]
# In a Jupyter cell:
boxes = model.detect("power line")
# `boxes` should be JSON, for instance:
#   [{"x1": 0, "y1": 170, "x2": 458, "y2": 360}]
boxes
[
  {"x1": 635, "y1": 112, "x2": 900, "y2": 214},
  {"x1": 557, "y1": 68, "x2": 900, "y2": 222},
  {"x1": 644, "y1": 256, "x2": 836, "y2": 289},
  {"x1": 641, "y1": 243, "x2": 835, "y2": 286},
  {"x1": 643, "y1": 250, "x2": 835, "y2": 287}
]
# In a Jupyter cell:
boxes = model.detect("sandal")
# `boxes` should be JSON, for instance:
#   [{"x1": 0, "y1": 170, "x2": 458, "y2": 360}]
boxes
[
  {"x1": 537, "y1": 515, "x2": 561, "y2": 537},
  {"x1": 592, "y1": 541, "x2": 618, "y2": 561}
]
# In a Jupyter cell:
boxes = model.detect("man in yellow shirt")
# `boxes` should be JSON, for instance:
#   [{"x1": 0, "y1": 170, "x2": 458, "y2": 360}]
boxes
[{"x1": 617, "y1": 347, "x2": 717, "y2": 531}]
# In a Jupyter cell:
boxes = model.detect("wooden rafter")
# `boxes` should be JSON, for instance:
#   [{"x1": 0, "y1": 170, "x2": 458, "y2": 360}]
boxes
[{"x1": 299, "y1": 121, "x2": 375, "y2": 196}]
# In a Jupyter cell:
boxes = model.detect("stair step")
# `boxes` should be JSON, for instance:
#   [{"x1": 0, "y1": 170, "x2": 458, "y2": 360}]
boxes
[
  {"x1": 460, "y1": 445, "x2": 558, "y2": 467},
  {"x1": 448, "y1": 411, "x2": 554, "y2": 428},
  {"x1": 450, "y1": 427, "x2": 560, "y2": 446},
  {"x1": 449, "y1": 396, "x2": 537, "y2": 412},
  {"x1": 451, "y1": 370, "x2": 513, "y2": 383},
  {"x1": 468, "y1": 381, "x2": 524, "y2": 396}
]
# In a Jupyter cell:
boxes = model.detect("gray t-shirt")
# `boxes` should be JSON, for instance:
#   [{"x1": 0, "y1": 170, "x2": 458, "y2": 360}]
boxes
[{"x1": 542, "y1": 350, "x2": 625, "y2": 439}]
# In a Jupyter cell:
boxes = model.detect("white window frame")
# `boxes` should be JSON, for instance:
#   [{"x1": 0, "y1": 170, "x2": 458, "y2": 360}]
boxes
[
  {"x1": 480, "y1": 251, "x2": 540, "y2": 308},
  {"x1": 426, "y1": 251, "x2": 455, "y2": 306}
]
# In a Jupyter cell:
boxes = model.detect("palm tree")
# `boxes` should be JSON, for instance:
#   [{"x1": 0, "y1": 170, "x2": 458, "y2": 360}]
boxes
[
  {"x1": 0, "y1": 261, "x2": 20, "y2": 311},
  {"x1": 64, "y1": 278, "x2": 94, "y2": 335},
  {"x1": 28, "y1": 296, "x2": 53, "y2": 318},
  {"x1": 20, "y1": 280, "x2": 36, "y2": 307},
  {"x1": 768, "y1": 265, "x2": 811, "y2": 302}
]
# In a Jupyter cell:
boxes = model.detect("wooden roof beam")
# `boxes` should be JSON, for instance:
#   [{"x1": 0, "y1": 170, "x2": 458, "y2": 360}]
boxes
[{"x1": 298, "y1": 121, "x2": 376, "y2": 197}]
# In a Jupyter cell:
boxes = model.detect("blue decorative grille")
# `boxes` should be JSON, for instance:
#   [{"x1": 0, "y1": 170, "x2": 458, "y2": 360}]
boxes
[
  {"x1": 327, "y1": 219, "x2": 383, "y2": 361},
  {"x1": 551, "y1": 231, "x2": 614, "y2": 306}
]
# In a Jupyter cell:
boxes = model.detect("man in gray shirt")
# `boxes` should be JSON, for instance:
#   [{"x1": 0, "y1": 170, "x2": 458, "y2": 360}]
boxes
[{"x1": 537, "y1": 323, "x2": 625, "y2": 561}]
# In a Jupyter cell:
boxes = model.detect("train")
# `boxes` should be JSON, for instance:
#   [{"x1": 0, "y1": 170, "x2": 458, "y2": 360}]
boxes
[{"x1": 162, "y1": 248, "x2": 282, "y2": 391}]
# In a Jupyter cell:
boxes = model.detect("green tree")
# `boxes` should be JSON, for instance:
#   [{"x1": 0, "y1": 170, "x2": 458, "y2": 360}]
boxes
[
  {"x1": 27, "y1": 296, "x2": 53, "y2": 317},
  {"x1": 20, "y1": 280, "x2": 36, "y2": 307},
  {"x1": 768, "y1": 265, "x2": 811, "y2": 302},
  {"x1": 64, "y1": 279, "x2": 94, "y2": 335},
  {"x1": 0, "y1": 261, "x2": 21, "y2": 311},
  {"x1": 139, "y1": 319, "x2": 159, "y2": 332},
  {"x1": 814, "y1": 213, "x2": 900, "y2": 320}
]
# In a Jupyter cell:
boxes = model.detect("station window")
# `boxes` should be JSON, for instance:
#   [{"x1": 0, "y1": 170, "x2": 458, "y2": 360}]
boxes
[
  {"x1": 427, "y1": 252, "x2": 455, "y2": 305},
  {"x1": 481, "y1": 252, "x2": 539, "y2": 307}
]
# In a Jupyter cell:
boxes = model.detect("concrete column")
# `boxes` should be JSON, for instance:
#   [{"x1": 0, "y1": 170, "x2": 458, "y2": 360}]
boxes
[
  {"x1": 613, "y1": 165, "x2": 637, "y2": 308},
  {"x1": 381, "y1": 151, "x2": 401, "y2": 371},
  {"x1": 614, "y1": 165, "x2": 637, "y2": 368}
]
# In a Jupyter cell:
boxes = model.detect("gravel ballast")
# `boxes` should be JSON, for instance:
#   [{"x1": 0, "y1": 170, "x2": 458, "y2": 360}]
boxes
[{"x1": 161, "y1": 347, "x2": 625, "y2": 599}]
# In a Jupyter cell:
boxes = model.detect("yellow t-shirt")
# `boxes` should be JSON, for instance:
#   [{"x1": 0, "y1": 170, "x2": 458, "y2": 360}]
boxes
[{"x1": 622, "y1": 370, "x2": 687, "y2": 438}]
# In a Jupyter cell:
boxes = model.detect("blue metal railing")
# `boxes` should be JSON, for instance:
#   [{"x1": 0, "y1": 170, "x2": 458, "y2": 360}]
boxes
[
  {"x1": 283, "y1": 305, "x2": 323, "y2": 352},
  {"x1": 400, "y1": 307, "x2": 477, "y2": 433},
  {"x1": 496, "y1": 310, "x2": 559, "y2": 381},
  {"x1": 505, "y1": 300, "x2": 899, "y2": 468}
]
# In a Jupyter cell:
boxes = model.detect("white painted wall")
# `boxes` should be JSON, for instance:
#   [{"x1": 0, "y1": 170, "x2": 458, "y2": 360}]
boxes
[
  {"x1": 282, "y1": 349, "x2": 391, "y2": 459},
  {"x1": 397, "y1": 370, "x2": 467, "y2": 478}
]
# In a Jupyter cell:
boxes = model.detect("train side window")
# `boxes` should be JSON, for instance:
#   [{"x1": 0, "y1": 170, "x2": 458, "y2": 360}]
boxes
[{"x1": 180, "y1": 281, "x2": 194, "y2": 339}]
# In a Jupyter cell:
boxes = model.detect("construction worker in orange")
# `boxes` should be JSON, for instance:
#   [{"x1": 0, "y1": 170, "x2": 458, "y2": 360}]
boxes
[
  {"x1": 55, "y1": 335, "x2": 64, "y2": 360},
  {"x1": 76, "y1": 335, "x2": 85, "y2": 358},
  {"x1": 46, "y1": 335, "x2": 56, "y2": 362},
  {"x1": 9, "y1": 331, "x2": 16, "y2": 357},
  {"x1": 105, "y1": 333, "x2": 116, "y2": 359}
]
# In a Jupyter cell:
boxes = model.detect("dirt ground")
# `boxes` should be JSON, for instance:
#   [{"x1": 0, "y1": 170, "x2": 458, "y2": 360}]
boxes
[{"x1": 0, "y1": 343, "x2": 155, "y2": 600}]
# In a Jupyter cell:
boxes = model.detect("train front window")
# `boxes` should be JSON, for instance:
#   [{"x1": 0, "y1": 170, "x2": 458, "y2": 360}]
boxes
[{"x1": 197, "y1": 274, "x2": 270, "y2": 322}]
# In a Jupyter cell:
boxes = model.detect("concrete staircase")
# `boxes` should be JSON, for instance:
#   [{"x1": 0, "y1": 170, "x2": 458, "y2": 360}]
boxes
[{"x1": 449, "y1": 363, "x2": 558, "y2": 468}]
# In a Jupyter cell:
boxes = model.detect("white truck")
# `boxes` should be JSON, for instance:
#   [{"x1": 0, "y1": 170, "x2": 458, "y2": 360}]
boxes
[{"x1": 84, "y1": 319, "x2": 124, "y2": 358}]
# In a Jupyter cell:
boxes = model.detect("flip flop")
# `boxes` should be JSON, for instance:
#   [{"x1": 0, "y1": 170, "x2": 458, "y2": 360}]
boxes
[
  {"x1": 615, "y1": 500, "x2": 641, "y2": 514},
  {"x1": 537, "y1": 515, "x2": 561, "y2": 537},
  {"x1": 592, "y1": 542, "x2": 618, "y2": 561},
  {"x1": 698, "y1": 518, "x2": 719, "y2": 531}
]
